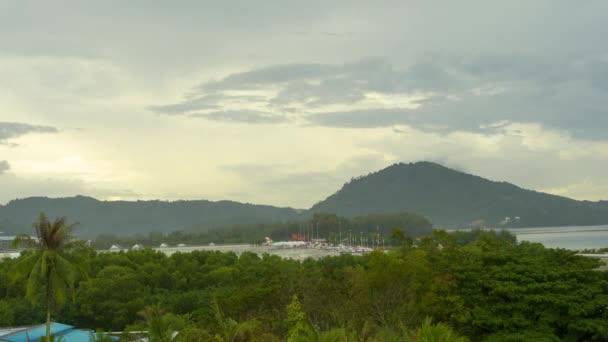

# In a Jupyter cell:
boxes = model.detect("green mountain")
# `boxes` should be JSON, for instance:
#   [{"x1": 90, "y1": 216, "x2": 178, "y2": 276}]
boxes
[
  {"x1": 2, "y1": 162, "x2": 608, "y2": 237},
  {"x1": 0, "y1": 196, "x2": 302, "y2": 238},
  {"x1": 310, "y1": 161, "x2": 608, "y2": 227}
]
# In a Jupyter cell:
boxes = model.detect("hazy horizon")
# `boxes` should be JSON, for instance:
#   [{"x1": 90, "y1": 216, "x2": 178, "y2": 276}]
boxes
[{"x1": 1, "y1": 160, "x2": 606, "y2": 210}]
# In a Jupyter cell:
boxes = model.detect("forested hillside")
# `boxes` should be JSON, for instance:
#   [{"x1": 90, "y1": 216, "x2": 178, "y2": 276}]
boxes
[
  {"x1": 0, "y1": 196, "x2": 301, "y2": 238},
  {"x1": 3, "y1": 162, "x2": 608, "y2": 238},
  {"x1": 311, "y1": 162, "x2": 608, "y2": 227},
  {"x1": 1, "y1": 230, "x2": 606, "y2": 341}
]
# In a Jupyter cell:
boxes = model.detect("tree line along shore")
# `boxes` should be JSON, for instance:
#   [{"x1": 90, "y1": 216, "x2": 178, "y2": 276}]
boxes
[{"x1": 1, "y1": 213, "x2": 607, "y2": 341}]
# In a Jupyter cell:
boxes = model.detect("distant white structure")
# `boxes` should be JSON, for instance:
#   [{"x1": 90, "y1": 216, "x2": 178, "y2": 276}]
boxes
[
  {"x1": 0, "y1": 235, "x2": 19, "y2": 250},
  {"x1": 177, "y1": 243, "x2": 186, "y2": 247},
  {"x1": 0, "y1": 252, "x2": 19, "y2": 260},
  {"x1": 109, "y1": 245, "x2": 121, "y2": 251},
  {"x1": 500, "y1": 216, "x2": 521, "y2": 226},
  {"x1": 159, "y1": 243, "x2": 168, "y2": 248},
  {"x1": 0, "y1": 235, "x2": 39, "y2": 249},
  {"x1": 209, "y1": 242, "x2": 215, "y2": 246},
  {"x1": 131, "y1": 244, "x2": 144, "y2": 250}
]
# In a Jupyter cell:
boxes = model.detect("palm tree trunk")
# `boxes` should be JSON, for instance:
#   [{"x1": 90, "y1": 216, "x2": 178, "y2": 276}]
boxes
[
  {"x1": 46, "y1": 272, "x2": 51, "y2": 342},
  {"x1": 46, "y1": 307, "x2": 51, "y2": 342}
]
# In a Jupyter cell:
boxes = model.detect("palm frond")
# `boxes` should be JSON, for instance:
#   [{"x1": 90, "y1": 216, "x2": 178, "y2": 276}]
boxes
[
  {"x1": 11, "y1": 252, "x2": 41, "y2": 281},
  {"x1": 50, "y1": 271, "x2": 68, "y2": 308},
  {"x1": 11, "y1": 234, "x2": 37, "y2": 249},
  {"x1": 25, "y1": 258, "x2": 44, "y2": 303}
]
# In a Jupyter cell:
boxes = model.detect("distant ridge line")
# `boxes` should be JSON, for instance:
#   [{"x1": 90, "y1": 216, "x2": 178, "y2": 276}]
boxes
[{"x1": 2, "y1": 161, "x2": 608, "y2": 235}]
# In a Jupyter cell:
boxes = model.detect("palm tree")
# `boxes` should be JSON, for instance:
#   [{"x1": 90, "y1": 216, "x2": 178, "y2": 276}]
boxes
[
  {"x1": 138, "y1": 305, "x2": 175, "y2": 342},
  {"x1": 414, "y1": 317, "x2": 468, "y2": 342},
  {"x1": 11, "y1": 213, "x2": 83, "y2": 342},
  {"x1": 212, "y1": 299, "x2": 262, "y2": 342}
]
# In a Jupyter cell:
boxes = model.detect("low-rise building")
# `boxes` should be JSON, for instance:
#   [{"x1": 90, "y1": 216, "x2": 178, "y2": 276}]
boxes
[{"x1": 0, "y1": 322, "x2": 117, "y2": 342}]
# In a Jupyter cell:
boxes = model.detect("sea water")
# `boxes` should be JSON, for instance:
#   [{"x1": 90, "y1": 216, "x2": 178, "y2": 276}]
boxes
[{"x1": 508, "y1": 225, "x2": 608, "y2": 250}]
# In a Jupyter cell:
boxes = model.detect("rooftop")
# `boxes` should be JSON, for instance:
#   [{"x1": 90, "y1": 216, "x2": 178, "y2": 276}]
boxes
[{"x1": 0, "y1": 322, "x2": 117, "y2": 342}]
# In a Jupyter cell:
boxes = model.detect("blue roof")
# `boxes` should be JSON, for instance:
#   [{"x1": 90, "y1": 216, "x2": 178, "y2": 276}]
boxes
[
  {"x1": 0, "y1": 323, "x2": 73, "y2": 342},
  {"x1": 0, "y1": 323, "x2": 118, "y2": 342},
  {"x1": 62, "y1": 329, "x2": 118, "y2": 342}
]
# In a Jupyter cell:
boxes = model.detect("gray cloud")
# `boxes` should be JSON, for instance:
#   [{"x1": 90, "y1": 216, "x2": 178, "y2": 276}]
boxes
[
  {"x1": 2, "y1": 1, "x2": 608, "y2": 207},
  {"x1": 308, "y1": 109, "x2": 413, "y2": 129},
  {"x1": 188, "y1": 55, "x2": 565, "y2": 108},
  {"x1": 0, "y1": 160, "x2": 9, "y2": 174},
  {"x1": 202, "y1": 63, "x2": 336, "y2": 89},
  {"x1": 151, "y1": 54, "x2": 608, "y2": 137},
  {"x1": 0, "y1": 122, "x2": 58, "y2": 144},
  {"x1": 147, "y1": 92, "x2": 268, "y2": 116},
  {"x1": 149, "y1": 59, "x2": 406, "y2": 120},
  {"x1": 190, "y1": 110, "x2": 287, "y2": 124},
  {"x1": 147, "y1": 100, "x2": 218, "y2": 115}
]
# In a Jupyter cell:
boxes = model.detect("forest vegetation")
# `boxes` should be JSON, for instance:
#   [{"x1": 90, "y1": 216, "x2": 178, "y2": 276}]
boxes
[{"x1": 1, "y1": 223, "x2": 606, "y2": 341}]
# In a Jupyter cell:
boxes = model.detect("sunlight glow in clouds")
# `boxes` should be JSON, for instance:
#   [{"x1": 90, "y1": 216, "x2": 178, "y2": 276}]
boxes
[{"x1": 1, "y1": 1, "x2": 608, "y2": 207}]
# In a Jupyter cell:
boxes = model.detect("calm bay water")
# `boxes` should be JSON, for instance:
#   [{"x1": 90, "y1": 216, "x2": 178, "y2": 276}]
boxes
[{"x1": 507, "y1": 225, "x2": 608, "y2": 250}]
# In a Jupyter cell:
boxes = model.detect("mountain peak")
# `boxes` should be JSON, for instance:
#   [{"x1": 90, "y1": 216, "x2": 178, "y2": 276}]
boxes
[
  {"x1": 312, "y1": 161, "x2": 608, "y2": 227},
  {"x1": 372, "y1": 161, "x2": 465, "y2": 175},
  {"x1": 3, "y1": 162, "x2": 608, "y2": 234}
]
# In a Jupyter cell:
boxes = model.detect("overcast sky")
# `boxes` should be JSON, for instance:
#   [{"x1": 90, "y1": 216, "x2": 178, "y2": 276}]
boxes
[{"x1": 1, "y1": 1, "x2": 608, "y2": 208}]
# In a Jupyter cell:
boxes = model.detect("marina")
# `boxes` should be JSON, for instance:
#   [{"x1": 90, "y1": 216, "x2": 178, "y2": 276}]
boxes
[
  {"x1": 101, "y1": 243, "x2": 375, "y2": 261},
  {"x1": 3, "y1": 225, "x2": 608, "y2": 261}
]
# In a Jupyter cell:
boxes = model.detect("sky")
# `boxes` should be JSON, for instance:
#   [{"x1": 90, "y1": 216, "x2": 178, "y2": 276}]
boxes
[{"x1": 1, "y1": 1, "x2": 608, "y2": 208}]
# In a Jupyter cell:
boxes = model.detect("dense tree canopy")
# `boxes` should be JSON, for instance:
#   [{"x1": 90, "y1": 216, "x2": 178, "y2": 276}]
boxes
[{"x1": 0, "y1": 229, "x2": 606, "y2": 341}]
